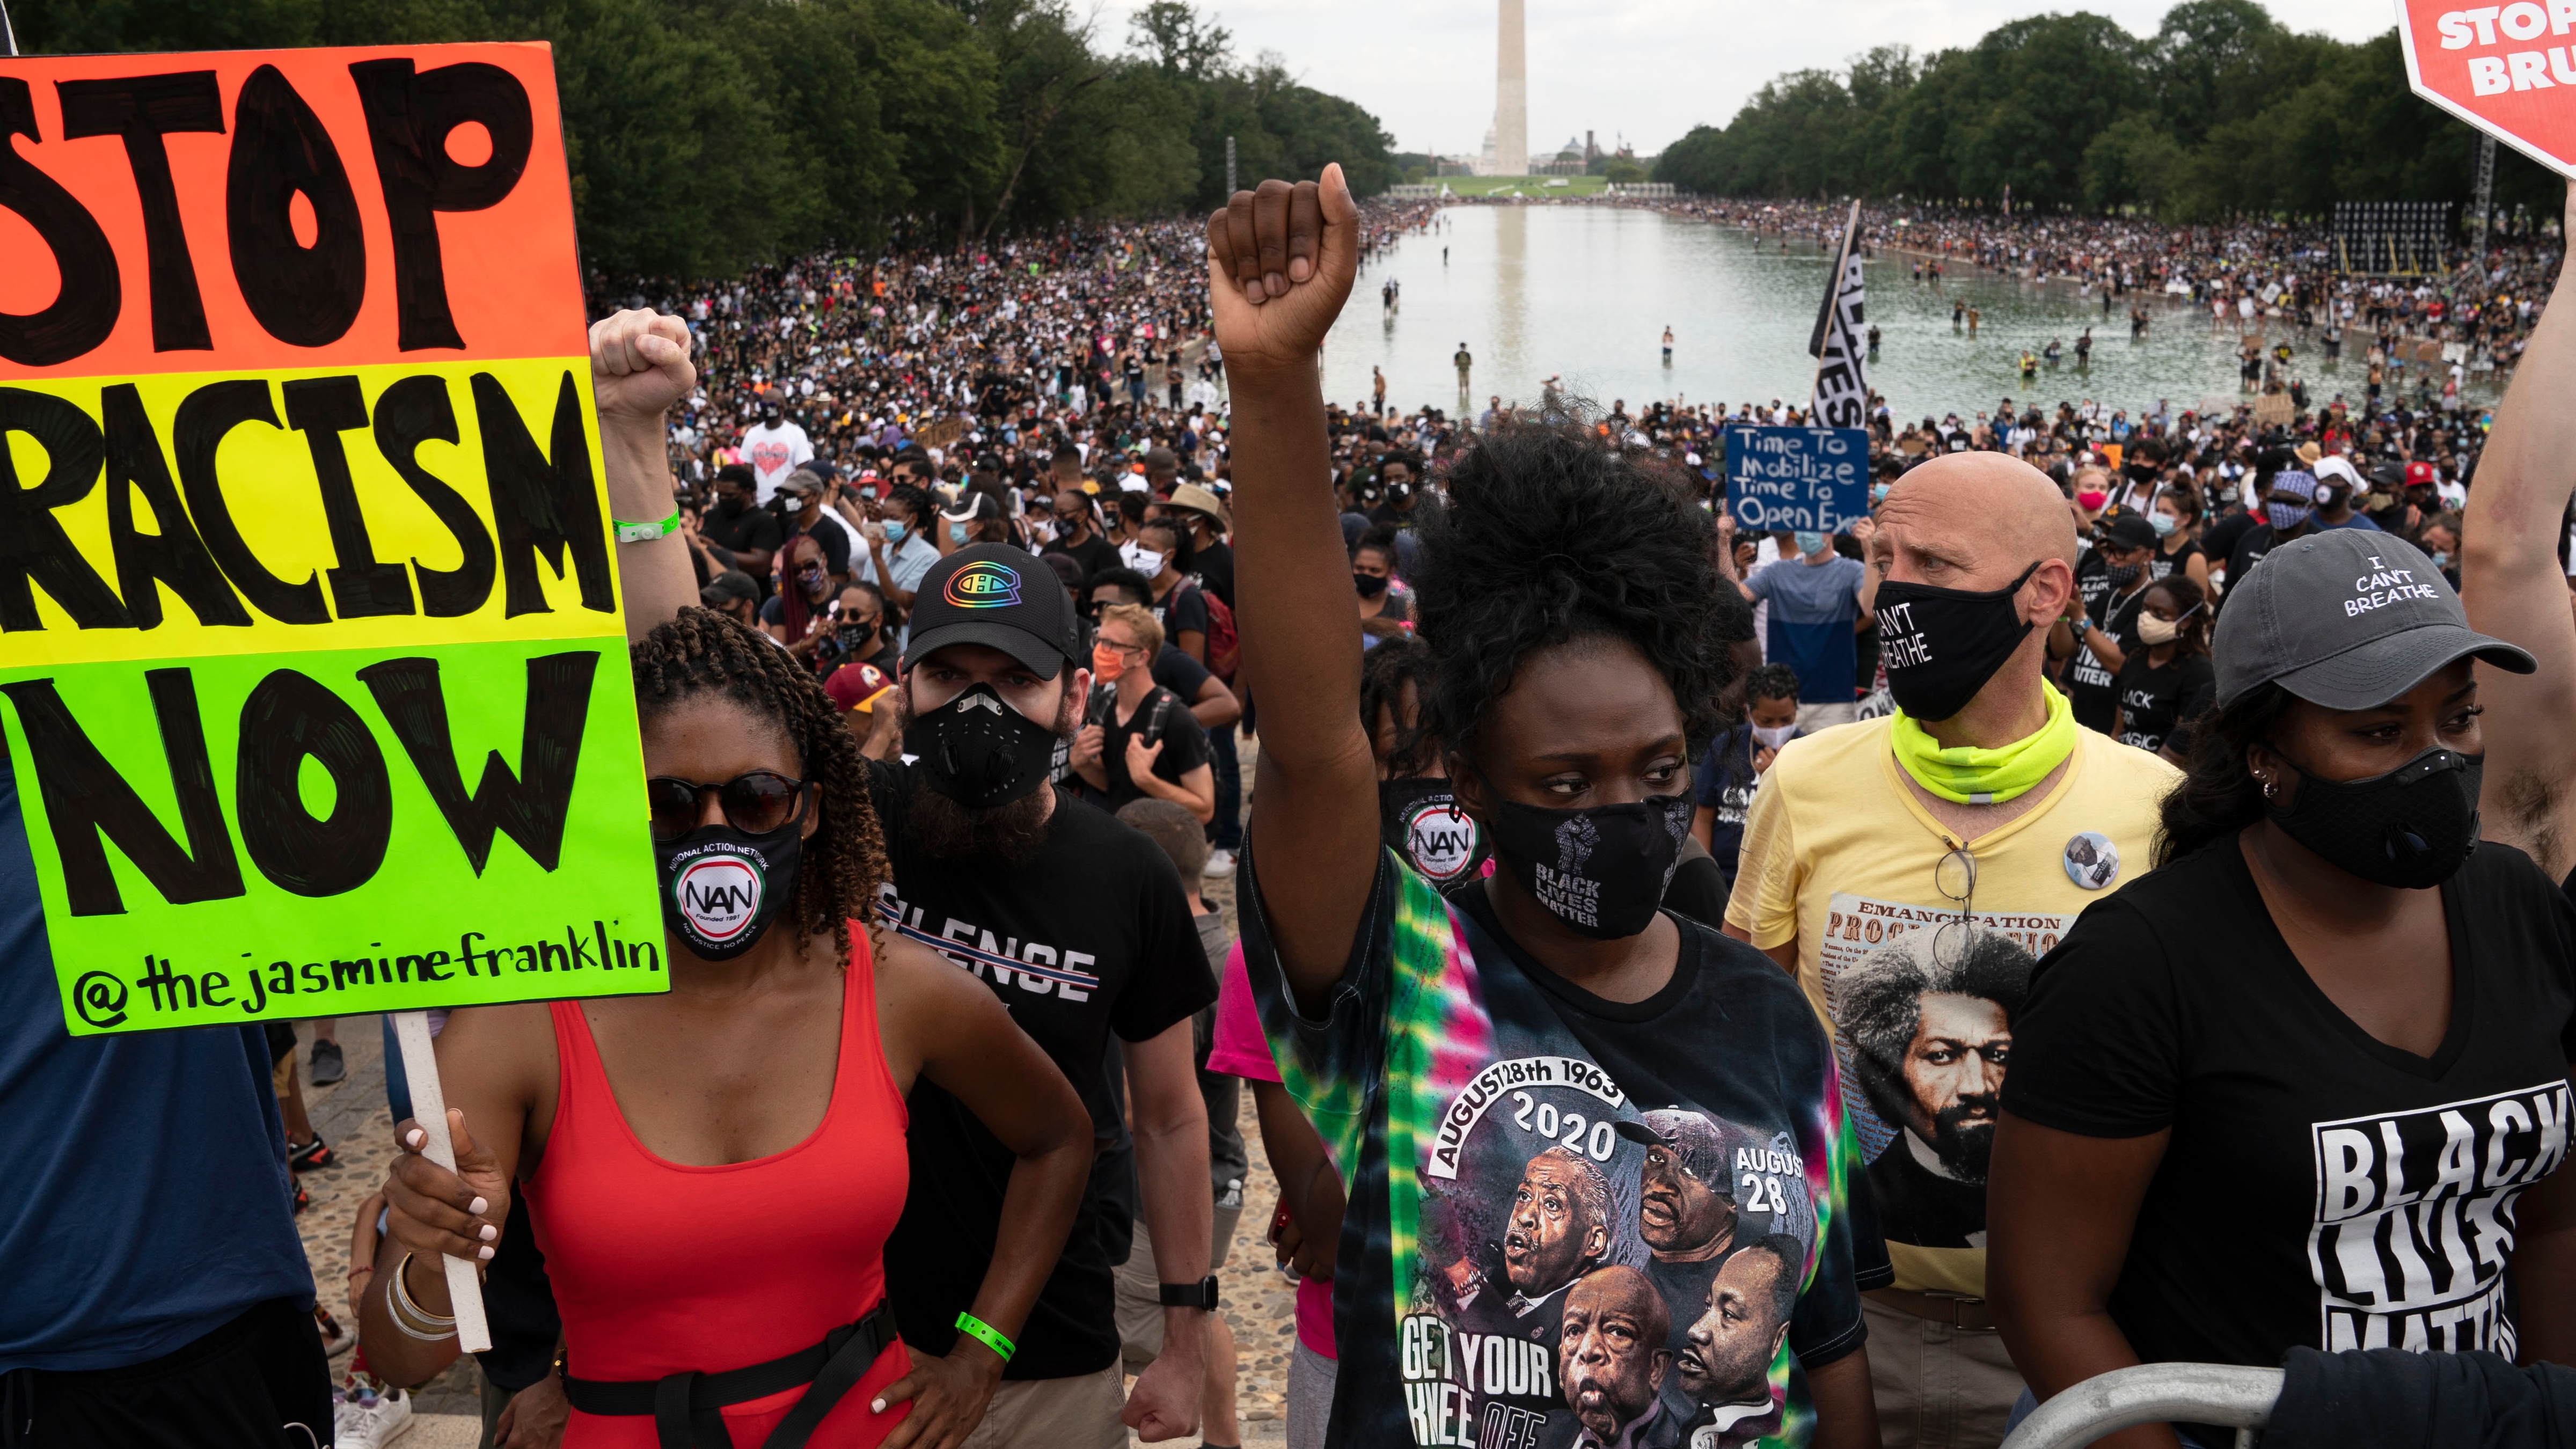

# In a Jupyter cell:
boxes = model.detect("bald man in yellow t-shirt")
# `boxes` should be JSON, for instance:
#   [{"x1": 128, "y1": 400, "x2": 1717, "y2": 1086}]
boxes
[{"x1": 1724, "y1": 452, "x2": 2177, "y2": 1449}]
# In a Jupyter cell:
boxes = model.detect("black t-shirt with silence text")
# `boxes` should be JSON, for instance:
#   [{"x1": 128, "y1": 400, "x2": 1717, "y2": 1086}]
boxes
[
  {"x1": 866, "y1": 760, "x2": 1217, "y2": 1378},
  {"x1": 2004, "y1": 836, "x2": 2576, "y2": 1374}
]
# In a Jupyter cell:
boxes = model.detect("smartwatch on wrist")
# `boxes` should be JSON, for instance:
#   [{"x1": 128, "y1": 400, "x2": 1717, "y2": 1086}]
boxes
[{"x1": 1158, "y1": 1275, "x2": 1220, "y2": 1311}]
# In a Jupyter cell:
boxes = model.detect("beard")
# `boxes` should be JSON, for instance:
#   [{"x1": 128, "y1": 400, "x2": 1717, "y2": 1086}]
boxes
[
  {"x1": 903, "y1": 685, "x2": 1077, "y2": 867},
  {"x1": 1927, "y1": 1098, "x2": 2000, "y2": 1182},
  {"x1": 909, "y1": 785, "x2": 1055, "y2": 865}
]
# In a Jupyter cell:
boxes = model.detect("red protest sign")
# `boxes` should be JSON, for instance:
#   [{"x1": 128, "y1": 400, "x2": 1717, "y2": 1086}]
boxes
[{"x1": 2397, "y1": 0, "x2": 2576, "y2": 174}]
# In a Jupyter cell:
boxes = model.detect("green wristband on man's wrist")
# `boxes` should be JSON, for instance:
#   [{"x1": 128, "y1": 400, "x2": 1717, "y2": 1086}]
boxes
[{"x1": 954, "y1": 1312, "x2": 1016, "y2": 1362}]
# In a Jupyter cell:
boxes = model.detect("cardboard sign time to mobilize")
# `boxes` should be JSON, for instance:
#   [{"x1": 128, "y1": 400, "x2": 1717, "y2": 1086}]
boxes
[{"x1": 2398, "y1": 0, "x2": 2576, "y2": 174}]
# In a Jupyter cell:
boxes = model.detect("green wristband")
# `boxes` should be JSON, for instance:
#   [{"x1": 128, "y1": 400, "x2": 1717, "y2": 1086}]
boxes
[
  {"x1": 613, "y1": 510, "x2": 679, "y2": 544},
  {"x1": 954, "y1": 1312, "x2": 1016, "y2": 1362}
]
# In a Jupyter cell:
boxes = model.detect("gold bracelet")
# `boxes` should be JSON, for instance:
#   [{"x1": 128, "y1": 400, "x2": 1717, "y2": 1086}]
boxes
[{"x1": 387, "y1": 1251, "x2": 459, "y2": 1342}]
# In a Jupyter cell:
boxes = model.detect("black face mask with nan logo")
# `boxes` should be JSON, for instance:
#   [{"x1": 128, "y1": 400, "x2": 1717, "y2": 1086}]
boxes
[{"x1": 658, "y1": 822, "x2": 803, "y2": 961}]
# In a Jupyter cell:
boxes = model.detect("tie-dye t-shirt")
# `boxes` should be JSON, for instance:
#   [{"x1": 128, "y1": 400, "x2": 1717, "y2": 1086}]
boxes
[{"x1": 1241, "y1": 851, "x2": 1869, "y2": 1449}]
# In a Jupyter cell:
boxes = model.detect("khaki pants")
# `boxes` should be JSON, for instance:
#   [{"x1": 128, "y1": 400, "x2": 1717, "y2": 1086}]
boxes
[
  {"x1": 1112, "y1": 1204, "x2": 1243, "y2": 1366},
  {"x1": 1862, "y1": 1294, "x2": 2025, "y2": 1449},
  {"x1": 960, "y1": 1362, "x2": 1125, "y2": 1449}
]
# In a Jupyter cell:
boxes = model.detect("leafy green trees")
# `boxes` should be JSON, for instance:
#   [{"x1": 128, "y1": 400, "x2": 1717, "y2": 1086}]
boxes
[
  {"x1": 1652, "y1": 0, "x2": 2560, "y2": 220},
  {"x1": 11, "y1": 0, "x2": 1393, "y2": 273}
]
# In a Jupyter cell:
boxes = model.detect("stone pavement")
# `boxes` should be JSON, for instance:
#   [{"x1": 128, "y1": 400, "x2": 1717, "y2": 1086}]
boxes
[{"x1": 290, "y1": 734, "x2": 1306, "y2": 1445}]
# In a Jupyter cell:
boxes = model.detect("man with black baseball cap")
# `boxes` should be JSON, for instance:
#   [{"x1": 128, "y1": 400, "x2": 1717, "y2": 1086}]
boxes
[
  {"x1": 2053, "y1": 510, "x2": 2161, "y2": 734},
  {"x1": 863, "y1": 544, "x2": 1218, "y2": 1444}
]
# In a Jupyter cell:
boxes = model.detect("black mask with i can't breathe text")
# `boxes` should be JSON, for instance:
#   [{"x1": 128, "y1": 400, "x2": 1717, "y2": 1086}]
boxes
[{"x1": 1872, "y1": 562, "x2": 2043, "y2": 723}]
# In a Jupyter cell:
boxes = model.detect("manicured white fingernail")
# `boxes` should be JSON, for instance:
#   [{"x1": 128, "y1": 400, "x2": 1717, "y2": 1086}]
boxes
[
  {"x1": 406, "y1": 1129, "x2": 425, "y2": 1148},
  {"x1": 478, "y1": 1246, "x2": 495, "y2": 1260},
  {"x1": 468, "y1": 1197, "x2": 488, "y2": 1216},
  {"x1": 870, "y1": 1399, "x2": 887, "y2": 1414},
  {"x1": 479, "y1": 1224, "x2": 497, "y2": 1242}
]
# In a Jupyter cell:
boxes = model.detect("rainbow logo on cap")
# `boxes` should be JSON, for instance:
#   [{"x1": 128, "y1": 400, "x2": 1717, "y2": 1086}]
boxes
[{"x1": 946, "y1": 561, "x2": 1022, "y2": 609}]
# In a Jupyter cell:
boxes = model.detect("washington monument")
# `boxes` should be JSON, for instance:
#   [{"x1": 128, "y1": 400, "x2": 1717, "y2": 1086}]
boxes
[{"x1": 1495, "y1": 0, "x2": 1528, "y2": 176}]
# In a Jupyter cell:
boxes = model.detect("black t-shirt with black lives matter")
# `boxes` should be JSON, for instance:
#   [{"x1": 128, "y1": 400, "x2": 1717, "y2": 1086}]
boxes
[
  {"x1": 2004, "y1": 836, "x2": 2576, "y2": 1372},
  {"x1": 866, "y1": 761, "x2": 1217, "y2": 1378}
]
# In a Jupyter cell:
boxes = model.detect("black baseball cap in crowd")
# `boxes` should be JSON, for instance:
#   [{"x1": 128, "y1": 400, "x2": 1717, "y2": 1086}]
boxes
[
  {"x1": 904, "y1": 544, "x2": 1084, "y2": 679},
  {"x1": 2212, "y1": 530, "x2": 2534, "y2": 711},
  {"x1": 2099, "y1": 512, "x2": 2159, "y2": 552}
]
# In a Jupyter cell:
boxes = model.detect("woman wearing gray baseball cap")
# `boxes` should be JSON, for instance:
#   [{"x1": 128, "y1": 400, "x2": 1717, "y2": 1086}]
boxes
[{"x1": 1988, "y1": 530, "x2": 2576, "y2": 1449}]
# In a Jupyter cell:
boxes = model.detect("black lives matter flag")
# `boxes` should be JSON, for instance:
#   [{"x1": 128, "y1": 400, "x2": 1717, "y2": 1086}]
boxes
[{"x1": 1808, "y1": 200, "x2": 1868, "y2": 428}]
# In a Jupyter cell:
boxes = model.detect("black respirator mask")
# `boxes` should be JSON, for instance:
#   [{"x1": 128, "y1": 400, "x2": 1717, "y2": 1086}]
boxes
[
  {"x1": 2268, "y1": 745, "x2": 2482, "y2": 890},
  {"x1": 905, "y1": 683, "x2": 1062, "y2": 808}
]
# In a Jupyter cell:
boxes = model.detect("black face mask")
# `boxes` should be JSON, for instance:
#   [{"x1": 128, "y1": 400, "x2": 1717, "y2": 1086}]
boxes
[
  {"x1": 2269, "y1": 746, "x2": 2483, "y2": 890},
  {"x1": 1354, "y1": 572, "x2": 1391, "y2": 598},
  {"x1": 905, "y1": 683, "x2": 1061, "y2": 809},
  {"x1": 658, "y1": 821, "x2": 802, "y2": 961},
  {"x1": 1489, "y1": 794, "x2": 1693, "y2": 940},
  {"x1": 1380, "y1": 778, "x2": 1487, "y2": 885},
  {"x1": 714, "y1": 494, "x2": 748, "y2": 519},
  {"x1": 1873, "y1": 562, "x2": 2042, "y2": 723}
]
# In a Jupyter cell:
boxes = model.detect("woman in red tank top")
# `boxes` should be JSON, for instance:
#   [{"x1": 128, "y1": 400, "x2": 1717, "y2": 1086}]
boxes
[{"x1": 359, "y1": 609, "x2": 1094, "y2": 1449}]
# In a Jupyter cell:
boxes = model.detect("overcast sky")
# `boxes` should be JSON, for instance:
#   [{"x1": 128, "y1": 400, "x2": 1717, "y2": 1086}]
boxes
[{"x1": 1098, "y1": 0, "x2": 2398, "y2": 160}]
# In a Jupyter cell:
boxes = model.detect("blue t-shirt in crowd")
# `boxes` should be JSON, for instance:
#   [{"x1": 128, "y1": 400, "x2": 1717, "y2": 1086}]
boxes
[
  {"x1": 2317, "y1": 513, "x2": 2385, "y2": 532},
  {"x1": 1748, "y1": 554, "x2": 1866, "y2": 702},
  {"x1": 0, "y1": 769, "x2": 312, "y2": 1372}
]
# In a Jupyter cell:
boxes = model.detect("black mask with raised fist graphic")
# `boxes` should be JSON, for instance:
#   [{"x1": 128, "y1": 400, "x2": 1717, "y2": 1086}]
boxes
[{"x1": 1489, "y1": 795, "x2": 1693, "y2": 940}]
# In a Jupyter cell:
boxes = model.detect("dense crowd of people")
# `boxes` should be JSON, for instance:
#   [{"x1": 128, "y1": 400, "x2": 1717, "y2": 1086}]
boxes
[
  {"x1": 1642, "y1": 194, "x2": 2566, "y2": 389},
  {"x1": 11, "y1": 166, "x2": 2576, "y2": 1449}
]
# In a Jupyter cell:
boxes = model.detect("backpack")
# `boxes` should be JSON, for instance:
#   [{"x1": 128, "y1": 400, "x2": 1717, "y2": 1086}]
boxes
[
  {"x1": 1202, "y1": 590, "x2": 1240, "y2": 680},
  {"x1": 1088, "y1": 682, "x2": 1178, "y2": 744}
]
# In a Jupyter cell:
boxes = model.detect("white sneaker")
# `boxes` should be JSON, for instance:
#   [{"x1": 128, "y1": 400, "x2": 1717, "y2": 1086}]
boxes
[
  {"x1": 335, "y1": 1386, "x2": 413, "y2": 1449},
  {"x1": 1203, "y1": 848, "x2": 1237, "y2": 880}
]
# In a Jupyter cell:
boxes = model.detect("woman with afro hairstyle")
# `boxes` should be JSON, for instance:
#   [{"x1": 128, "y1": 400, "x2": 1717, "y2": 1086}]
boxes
[
  {"x1": 1207, "y1": 169, "x2": 1880, "y2": 1449},
  {"x1": 365, "y1": 313, "x2": 1093, "y2": 1449}
]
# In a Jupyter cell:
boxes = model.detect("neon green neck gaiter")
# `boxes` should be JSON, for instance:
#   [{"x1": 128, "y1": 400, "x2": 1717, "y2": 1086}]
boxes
[{"x1": 1890, "y1": 682, "x2": 2077, "y2": 806}]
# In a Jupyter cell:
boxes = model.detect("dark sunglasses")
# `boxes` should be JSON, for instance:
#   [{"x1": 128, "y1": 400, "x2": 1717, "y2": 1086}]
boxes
[{"x1": 646, "y1": 771, "x2": 815, "y2": 842}]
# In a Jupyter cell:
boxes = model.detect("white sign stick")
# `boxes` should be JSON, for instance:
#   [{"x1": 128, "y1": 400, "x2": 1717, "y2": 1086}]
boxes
[{"x1": 390, "y1": 1009, "x2": 493, "y2": 1354}]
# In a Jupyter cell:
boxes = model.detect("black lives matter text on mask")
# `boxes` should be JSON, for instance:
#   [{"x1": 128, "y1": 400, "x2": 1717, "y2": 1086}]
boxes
[
  {"x1": 2307, "y1": 1081, "x2": 2573, "y2": 1353},
  {"x1": 70, "y1": 918, "x2": 665, "y2": 1030}
]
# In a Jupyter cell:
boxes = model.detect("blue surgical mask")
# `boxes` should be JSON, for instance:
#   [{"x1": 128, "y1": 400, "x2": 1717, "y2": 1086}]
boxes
[
  {"x1": 883, "y1": 521, "x2": 907, "y2": 543},
  {"x1": 2149, "y1": 511, "x2": 2178, "y2": 538},
  {"x1": 949, "y1": 521, "x2": 970, "y2": 543},
  {"x1": 2430, "y1": 550, "x2": 2451, "y2": 569},
  {"x1": 1794, "y1": 531, "x2": 1827, "y2": 557},
  {"x1": 1871, "y1": 484, "x2": 1891, "y2": 504}
]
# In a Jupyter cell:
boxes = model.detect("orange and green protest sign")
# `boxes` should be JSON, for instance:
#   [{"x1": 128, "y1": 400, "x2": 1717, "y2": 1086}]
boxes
[{"x1": 0, "y1": 43, "x2": 665, "y2": 1035}]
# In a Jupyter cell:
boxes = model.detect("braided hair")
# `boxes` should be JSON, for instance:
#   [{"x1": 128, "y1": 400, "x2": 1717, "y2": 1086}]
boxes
[
  {"x1": 631, "y1": 608, "x2": 890, "y2": 963},
  {"x1": 1412, "y1": 418, "x2": 1741, "y2": 766}
]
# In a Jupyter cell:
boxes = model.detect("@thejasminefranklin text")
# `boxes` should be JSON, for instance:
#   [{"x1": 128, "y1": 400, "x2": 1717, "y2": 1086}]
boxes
[{"x1": 69, "y1": 921, "x2": 665, "y2": 1029}]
